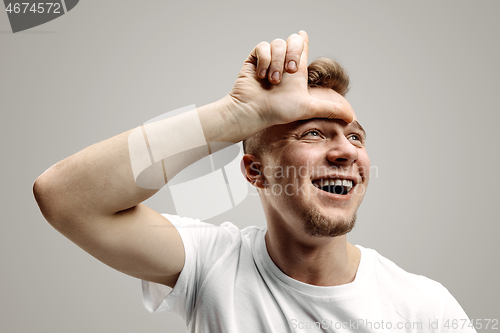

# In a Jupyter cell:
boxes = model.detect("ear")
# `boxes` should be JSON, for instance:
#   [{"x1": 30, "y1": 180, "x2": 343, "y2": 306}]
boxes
[{"x1": 241, "y1": 154, "x2": 266, "y2": 189}]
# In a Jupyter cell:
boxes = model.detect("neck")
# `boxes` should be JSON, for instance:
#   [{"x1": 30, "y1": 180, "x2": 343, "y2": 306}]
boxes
[{"x1": 264, "y1": 217, "x2": 361, "y2": 287}]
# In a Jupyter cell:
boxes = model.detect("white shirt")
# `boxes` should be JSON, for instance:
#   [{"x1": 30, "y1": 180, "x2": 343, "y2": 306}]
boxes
[{"x1": 142, "y1": 214, "x2": 476, "y2": 332}]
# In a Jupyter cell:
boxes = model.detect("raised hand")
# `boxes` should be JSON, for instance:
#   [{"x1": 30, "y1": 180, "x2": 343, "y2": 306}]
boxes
[{"x1": 226, "y1": 30, "x2": 354, "y2": 135}]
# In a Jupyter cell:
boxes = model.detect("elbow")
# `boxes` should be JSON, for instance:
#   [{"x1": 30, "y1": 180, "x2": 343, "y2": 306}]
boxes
[
  {"x1": 33, "y1": 175, "x2": 53, "y2": 221},
  {"x1": 33, "y1": 172, "x2": 63, "y2": 227},
  {"x1": 33, "y1": 175, "x2": 48, "y2": 208}
]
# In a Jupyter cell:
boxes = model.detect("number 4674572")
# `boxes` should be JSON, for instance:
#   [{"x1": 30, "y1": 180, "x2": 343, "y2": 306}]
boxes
[{"x1": 5, "y1": 3, "x2": 62, "y2": 14}]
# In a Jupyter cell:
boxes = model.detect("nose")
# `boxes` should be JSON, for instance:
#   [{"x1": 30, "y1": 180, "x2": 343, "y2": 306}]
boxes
[{"x1": 326, "y1": 136, "x2": 358, "y2": 166}]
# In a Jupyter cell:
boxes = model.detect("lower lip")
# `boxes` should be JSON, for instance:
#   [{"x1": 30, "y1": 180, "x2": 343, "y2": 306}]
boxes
[{"x1": 311, "y1": 183, "x2": 355, "y2": 201}]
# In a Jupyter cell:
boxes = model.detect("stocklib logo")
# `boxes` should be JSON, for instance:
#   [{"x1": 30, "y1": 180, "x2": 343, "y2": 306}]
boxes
[{"x1": 4, "y1": 0, "x2": 79, "y2": 33}]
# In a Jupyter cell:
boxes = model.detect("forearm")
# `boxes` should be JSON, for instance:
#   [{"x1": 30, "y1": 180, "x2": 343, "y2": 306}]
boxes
[
  {"x1": 34, "y1": 96, "x2": 251, "y2": 225},
  {"x1": 34, "y1": 30, "x2": 347, "y2": 226}
]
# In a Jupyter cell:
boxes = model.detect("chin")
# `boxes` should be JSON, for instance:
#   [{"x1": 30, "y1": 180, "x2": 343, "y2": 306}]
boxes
[{"x1": 301, "y1": 205, "x2": 357, "y2": 238}]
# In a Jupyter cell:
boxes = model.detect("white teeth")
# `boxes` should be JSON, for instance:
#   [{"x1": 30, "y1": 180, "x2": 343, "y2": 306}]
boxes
[{"x1": 313, "y1": 178, "x2": 354, "y2": 188}]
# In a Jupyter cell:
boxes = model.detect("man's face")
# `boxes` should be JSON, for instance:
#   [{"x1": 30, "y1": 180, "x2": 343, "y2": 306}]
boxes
[{"x1": 251, "y1": 87, "x2": 370, "y2": 238}]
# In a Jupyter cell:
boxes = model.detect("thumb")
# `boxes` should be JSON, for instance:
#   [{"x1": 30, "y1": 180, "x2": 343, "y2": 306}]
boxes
[
  {"x1": 297, "y1": 30, "x2": 309, "y2": 72},
  {"x1": 307, "y1": 98, "x2": 354, "y2": 124}
]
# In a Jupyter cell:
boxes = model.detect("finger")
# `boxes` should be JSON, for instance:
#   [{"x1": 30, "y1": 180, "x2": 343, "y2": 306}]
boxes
[
  {"x1": 284, "y1": 33, "x2": 304, "y2": 73},
  {"x1": 297, "y1": 30, "x2": 309, "y2": 72},
  {"x1": 252, "y1": 42, "x2": 271, "y2": 79},
  {"x1": 268, "y1": 38, "x2": 287, "y2": 84},
  {"x1": 308, "y1": 98, "x2": 355, "y2": 124}
]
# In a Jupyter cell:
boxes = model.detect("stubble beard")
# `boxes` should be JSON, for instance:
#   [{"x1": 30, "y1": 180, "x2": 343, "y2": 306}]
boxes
[{"x1": 302, "y1": 205, "x2": 357, "y2": 238}]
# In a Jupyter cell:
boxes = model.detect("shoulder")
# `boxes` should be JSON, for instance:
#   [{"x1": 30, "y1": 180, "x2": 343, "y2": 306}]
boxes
[
  {"x1": 162, "y1": 214, "x2": 264, "y2": 250},
  {"x1": 360, "y1": 246, "x2": 474, "y2": 328},
  {"x1": 359, "y1": 245, "x2": 453, "y2": 306}
]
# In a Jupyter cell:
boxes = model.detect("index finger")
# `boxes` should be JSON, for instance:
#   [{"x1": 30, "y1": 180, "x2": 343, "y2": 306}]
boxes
[{"x1": 284, "y1": 33, "x2": 305, "y2": 73}]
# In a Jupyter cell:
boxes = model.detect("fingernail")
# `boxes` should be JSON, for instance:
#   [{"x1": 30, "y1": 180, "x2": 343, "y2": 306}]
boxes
[
  {"x1": 271, "y1": 71, "x2": 280, "y2": 82},
  {"x1": 259, "y1": 69, "x2": 266, "y2": 78},
  {"x1": 288, "y1": 61, "x2": 296, "y2": 71}
]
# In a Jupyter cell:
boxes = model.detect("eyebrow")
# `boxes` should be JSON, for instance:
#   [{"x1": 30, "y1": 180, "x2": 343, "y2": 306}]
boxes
[{"x1": 350, "y1": 120, "x2": 367, "y2": 139}]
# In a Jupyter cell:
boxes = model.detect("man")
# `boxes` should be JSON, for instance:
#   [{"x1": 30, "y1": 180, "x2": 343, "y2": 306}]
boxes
[{"x1": 34, "y1": 31, "x2": 475, "y2": 332}]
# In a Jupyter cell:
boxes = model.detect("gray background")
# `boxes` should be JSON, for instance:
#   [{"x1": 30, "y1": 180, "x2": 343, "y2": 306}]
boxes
[{"x1": 1, "y1": 0, "x2": 499, "y2": 332}]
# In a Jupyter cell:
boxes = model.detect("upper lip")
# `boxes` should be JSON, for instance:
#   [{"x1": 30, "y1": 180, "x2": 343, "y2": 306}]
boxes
[{"x1": 311, "y1": 175, "x2": 360, "y2": 186}]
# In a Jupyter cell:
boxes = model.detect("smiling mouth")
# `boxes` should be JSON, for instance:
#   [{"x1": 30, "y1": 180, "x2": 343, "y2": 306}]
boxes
[{"x1": 312, "y1": 179, "x2": 354, "y2": 195}]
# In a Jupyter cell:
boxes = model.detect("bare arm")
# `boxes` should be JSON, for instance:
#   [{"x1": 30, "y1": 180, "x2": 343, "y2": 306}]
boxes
[
  {"x1": 33, "y1": 99, "x2": 243, "y2": 287},
  {"x1": 33, "y1": 31, "x2": 353, "y2": 288}
]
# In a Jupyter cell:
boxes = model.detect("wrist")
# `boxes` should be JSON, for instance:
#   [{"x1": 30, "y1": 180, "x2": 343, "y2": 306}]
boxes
[{"x1": 198, "y1": 95, "x2": 266, "y2": 144}]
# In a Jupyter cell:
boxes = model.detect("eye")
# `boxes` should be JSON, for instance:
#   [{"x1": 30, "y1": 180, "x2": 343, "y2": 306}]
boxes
[
  {"x1": 348, "y1": 133, "x2": 365, "y2": 145},
  {"x1": 303, "y1": 129, "x2": 322, "y2": 138},
  {"x1": 349, "y1": 134, "x2": 360, "y2": 141}
]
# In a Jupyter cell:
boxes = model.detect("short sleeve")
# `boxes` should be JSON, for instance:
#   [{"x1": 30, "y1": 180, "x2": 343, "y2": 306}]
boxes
[{"x1": 141, "y1": 214, "x2": 239, "y2": 322}]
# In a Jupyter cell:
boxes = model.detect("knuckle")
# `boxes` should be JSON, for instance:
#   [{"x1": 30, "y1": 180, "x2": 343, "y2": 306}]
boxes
[
  {"x1": 271, "y1": 38, "x2": 286, "y2": 47},
  {"x1": 257, "y1": 58, "x2": 271, "y2": 68},
  {"x1": 257, "y1": 41, "x2": 270, "y2": 48},
  {"x1": 271, "y1": 58, "x2": 284, "y2": 67},
  {"x1": 258, "y1": 58, "x2": 271, "y2": 66},
  {"x1": 257, "y1": 49, "x2": 271, "y2": 59},
  {"x1": 286, "y1": 49, "x2": 301, "y2": 58}
]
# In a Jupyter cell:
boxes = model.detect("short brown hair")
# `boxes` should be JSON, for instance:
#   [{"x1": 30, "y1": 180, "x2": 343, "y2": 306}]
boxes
[
  {"x1": 307, "y1": 58, "x2": 349, "y2": 96},
  {"x1": 243, "y1": 58, "x2": 350, "y2": 155}
]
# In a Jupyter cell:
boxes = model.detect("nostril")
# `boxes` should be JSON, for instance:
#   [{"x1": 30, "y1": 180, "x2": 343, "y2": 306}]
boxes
[{"x1": 335, "y1": 158, "x2": 348, "y2": 162}]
